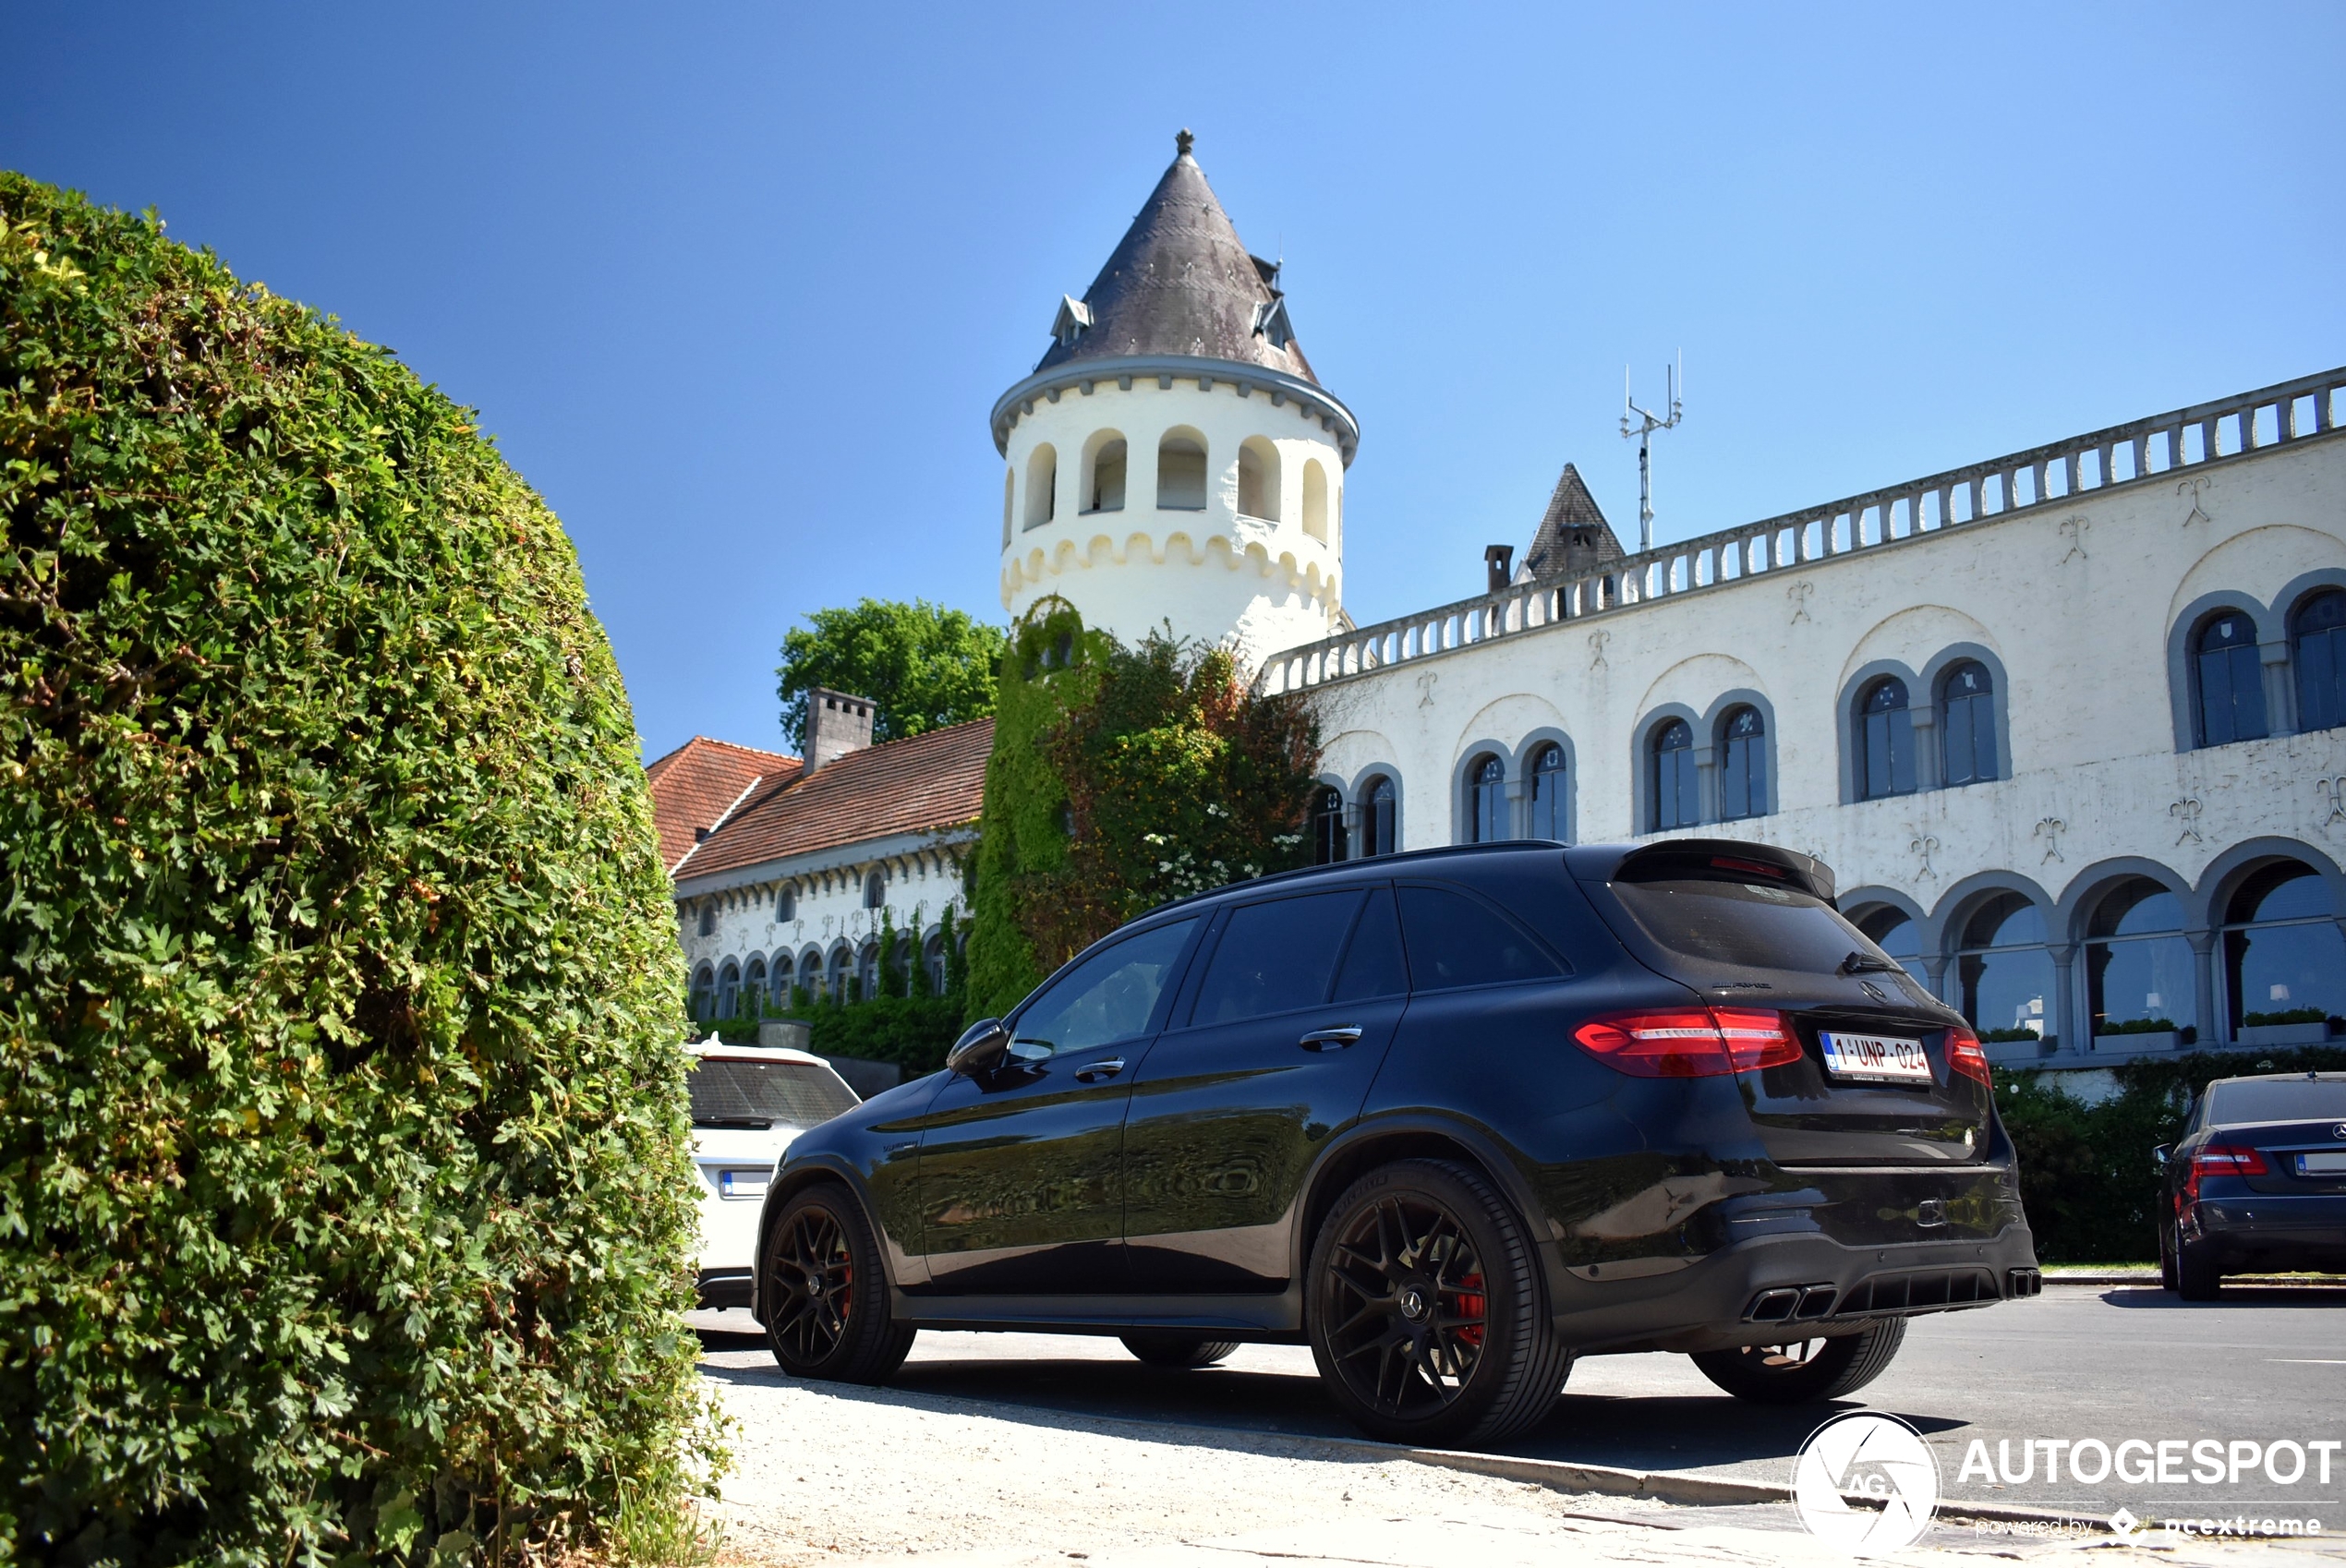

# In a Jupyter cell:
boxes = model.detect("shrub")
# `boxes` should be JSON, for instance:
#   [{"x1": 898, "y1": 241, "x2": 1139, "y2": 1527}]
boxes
[
  {"x1": 0, "y1": 175, "x2": 715, "y2": 1563},
  {"x1": 1995, "y1": 1046, "x2": 2346, "y2": 1261},
  {"x1": 2243, "y1": 1007, "x2": 2331, "y2": 1027}
]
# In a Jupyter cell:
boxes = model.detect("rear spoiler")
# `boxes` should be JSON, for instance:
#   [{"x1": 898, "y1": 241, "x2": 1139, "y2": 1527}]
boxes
[{"x1": 1564, "y1": 839, "x2": 1837, "y2": 903}]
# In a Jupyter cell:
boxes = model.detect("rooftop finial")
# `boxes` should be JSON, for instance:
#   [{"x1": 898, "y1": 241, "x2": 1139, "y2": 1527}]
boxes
[{"x1": 1176, "y1": 127, "x2": 1194, "y2": 158}]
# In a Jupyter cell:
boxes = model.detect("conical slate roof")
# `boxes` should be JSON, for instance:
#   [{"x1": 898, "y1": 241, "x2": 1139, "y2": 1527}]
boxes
[
  {"x1": 1034, "y1": 131, "x2": 1316, "y2": 384},
  {"x1": 1521, "y1": 463, "x2": 1627, "y2": 580}
]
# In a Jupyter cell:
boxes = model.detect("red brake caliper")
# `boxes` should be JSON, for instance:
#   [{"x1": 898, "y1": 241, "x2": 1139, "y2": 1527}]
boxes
[{"x1": 1455, "y1": 1272, "x2": 1485, "y2": 1348}]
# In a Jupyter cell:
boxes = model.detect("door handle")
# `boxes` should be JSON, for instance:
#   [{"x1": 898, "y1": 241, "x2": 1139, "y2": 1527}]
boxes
[
  {"x1": 1072, "y1": 1056, "x2": 1127, "y2": 1082},
  {"x1": 1299, "y1": 1027, "x2": 1364, "y2": 1051}
]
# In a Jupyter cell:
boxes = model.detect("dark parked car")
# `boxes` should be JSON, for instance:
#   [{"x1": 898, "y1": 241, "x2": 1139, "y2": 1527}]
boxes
[
  {"x1": 753, "y1": 839, "x2": 2041, "y2": 1443},
  {"x1": 2157, "y1": 1072, "x2": 2346, "y2": 1298}
]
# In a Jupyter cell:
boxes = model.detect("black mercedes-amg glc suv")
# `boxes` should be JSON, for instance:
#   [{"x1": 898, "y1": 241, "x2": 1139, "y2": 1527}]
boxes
[{"x1": 752, "y1": 838, "x2": 2041, "y2": 1444}]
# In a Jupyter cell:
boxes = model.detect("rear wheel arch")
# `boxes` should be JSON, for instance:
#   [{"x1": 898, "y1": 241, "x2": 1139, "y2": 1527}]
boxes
[{"x1": 1295, "y1": 1118, "x2": 1552, "y2": 1281}]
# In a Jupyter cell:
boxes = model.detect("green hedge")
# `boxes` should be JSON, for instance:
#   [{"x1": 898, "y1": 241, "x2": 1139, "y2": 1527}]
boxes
[
  {"x1": 0, "y1": 175, "x2": 714, "y2": 1563},
  {"x1": 1996, "y1": 1047, "x2": 2346, "y2": 1261}
]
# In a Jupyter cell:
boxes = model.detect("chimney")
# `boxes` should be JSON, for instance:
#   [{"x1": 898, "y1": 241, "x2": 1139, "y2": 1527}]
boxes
[
  {"x1": 804, "y1": 688, "x2": 877, "y2": 774},
  {"x1": 1484, "y1": 544, "x2": 1516, "y2": 596}
]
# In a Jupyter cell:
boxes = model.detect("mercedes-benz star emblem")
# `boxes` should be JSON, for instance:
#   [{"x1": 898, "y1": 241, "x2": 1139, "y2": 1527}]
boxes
[
  {"x1": 1398, "y1": 1285, "x2": 1429, "y2": 1321},
  {"x1": 1860, "y1": 980, "x2": 1890, "y2": 1003},
  {"x1": 2332, "y1": 1123, "x2": 2346, "y2": 1142}
]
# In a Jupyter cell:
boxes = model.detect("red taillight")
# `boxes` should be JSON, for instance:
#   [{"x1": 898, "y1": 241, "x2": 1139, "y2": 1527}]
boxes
[
  {"x1": 1946, "y1": 1027, "x2": 1993, "y2": 1089},
  {"x1": 2193, "y1": 1145, "x2": 2269, "y2": 1179},
  {"x1": 1573, "y1": 1007, "x2": 1802, "y2": 1078}
]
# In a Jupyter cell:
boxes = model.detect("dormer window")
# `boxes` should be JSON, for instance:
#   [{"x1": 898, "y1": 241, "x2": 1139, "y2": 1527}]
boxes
[
  {"x1": 1051, "y1": 295, "x2": 1093, "y2": 349},
  {"x1": 1252, "y1": 296, "x2": 1293, "y2": 352}
]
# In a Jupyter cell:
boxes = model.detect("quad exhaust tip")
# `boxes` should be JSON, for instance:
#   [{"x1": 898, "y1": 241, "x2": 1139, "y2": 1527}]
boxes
[
  {"x1": 1745, "y1": 1284, "x2": 1837, "y2": 1322},
  {"x1": 2007, "y1": 1267, "x2": 2042, "y2": 1297},
  {"x1": 1745, "y1": 1267, "x2": 2038, "y2": 1323}
]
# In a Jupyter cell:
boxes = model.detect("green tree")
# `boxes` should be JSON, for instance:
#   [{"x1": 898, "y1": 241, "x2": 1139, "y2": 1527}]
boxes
[
  {"x1": 775, "y1": 597, "x2": 1005, "y2": 750},
  {"x1": 0, "y1": 174, "x2": 715, "y2": 1563}
]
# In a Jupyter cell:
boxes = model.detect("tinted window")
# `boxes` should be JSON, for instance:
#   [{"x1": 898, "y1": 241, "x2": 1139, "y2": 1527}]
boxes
[
  {"x1": 1397, "y1": 885, "x2": 1562, "y2": 992},
  {"x1": 1612, "y1": 877, "x2": 1885, "y2": 974},
  {"x1": 687, "y1": 1058, "x2": 858, "y2": 1129},
  {"x1": 1331, "y1": 887, "x2": 1408, "y2": 1002},
  {"x1": 1191, "y1": 892, "x2": 1363, "y2": 1025},
  {"x1": 2207, "y1": 1080, "x2": 2346, "y2": 1126},
  {"x1": 1014, "y1": 918, "x2": 1198, "y2": 1057}
]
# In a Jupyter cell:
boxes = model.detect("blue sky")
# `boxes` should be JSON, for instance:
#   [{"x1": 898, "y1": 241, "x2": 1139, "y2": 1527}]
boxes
[{"x1": 6, "y1": 5, "x2": 2340, "y2": 761}]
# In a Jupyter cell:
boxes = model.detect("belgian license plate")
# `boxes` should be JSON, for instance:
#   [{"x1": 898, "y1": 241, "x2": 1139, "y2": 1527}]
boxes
[
  {"x1": 2298, "y1": 1152, "x2": 2346, "y2": 1175},
  {"x1": 1819, "y1": 1031, "x2": 1932, "y2": 1083},
  {"x1": 719, "y1": 1168, "x2": 769, "y2": 1200}
]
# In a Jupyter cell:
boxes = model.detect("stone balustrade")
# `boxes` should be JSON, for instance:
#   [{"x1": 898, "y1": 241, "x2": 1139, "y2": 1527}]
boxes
[{"x1": 1259, "y1": 367, "x2": 2346, "y2": 695}]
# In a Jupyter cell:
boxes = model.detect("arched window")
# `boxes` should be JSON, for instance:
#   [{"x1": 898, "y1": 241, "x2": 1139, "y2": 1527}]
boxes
[
  {"x1": 1955, "y1": 894, "x2": 2054, "y2": 1049},
  {"x1": 716, "y1": 959, "x2": 742, "y2": 1020},
  {"x1": 2195, "y1": 611, "x2": 2267, "y2": 745},
  {"x1": 1651, "y1": 720, "x2": 1699, "y2": 831},
  {"x1": 2292, "y1": 589, "x2": 2346, "y2": 731},
  {"x1": 923, "y1": 933, "x2": 948, "y2": 995},
  {"x1": 1857, "y1": 678, "x2": 1917, "y2": 800},
  {"x1": 2221, "y1": 862, "x2": 2345, "y2": 1035},
  {"x1": 1085, "y1": 436, "x2": 1127, "y2": 513},
  {"x1": 1001, "y1": 469, "x2": 1014, "y2": 549},
  {"x1": 1157, "y1": 432, "x2": 1207, "y2": 510},
  {"x1": 828, "y1": 944, "x2": 852, "y2": 1005},
  {"x1": 695, "y1": 900, "x2": 715, "y2": 937},
  {"x1": 772, "y1": 953, "x2": 795, "y2": 1007},
  {"x1": 1940, "y1": 662, "x2": 1997, "y2": 786},
  {"x1": 1527, "y1": 744, "x2": 1566, "y2": 840},
  {"x1": 688, "y1": 965, "x2": 715, "y2": 1022},
  {"x1": 1023, "y1": 444, "x2": 1058, "y2": 530},
  {"x1": 1718, "y1": 707, "x2": 1766, "y2": 821},
  {"x1": 744, "y1": 957, "x2": 768, "y2": 1019},
  {"x1": 1238, "y1": 438, "x2": 1279, "y2": 521},
  {"x1": 2084, "y1": 879, "x2": 2192, "y2": 1044},
  {"x1": 1301, "y1": 460, "x2": 1329, "y2": 542},
  {"x1": 856, "y1": 940, "x2": 879, "y2": 1002},
  {"x1": 1467, "y1": 754, "x2": 1507, "y2": 843},
  {"x1": 864, "y1": 870, "x2": 886, "y2": 910},
  {"x1": 1359, "y1": 775, "x2": 1397, "y2": 858},
  {"x1": 776, "y1": 885, "x2": 796, "y2": 923},
  {"x1": 1856, "y1": 908, "x2": 1926, "y2": 985},
  {"x1": 1312, "y1": 785, "x2": 1348, "y2": 864}
]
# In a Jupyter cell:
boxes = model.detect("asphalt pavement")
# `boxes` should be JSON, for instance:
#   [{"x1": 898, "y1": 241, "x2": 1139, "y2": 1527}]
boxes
[{"x1": 695, "y1": 1281, "x2": 2346, "y2": 1538}]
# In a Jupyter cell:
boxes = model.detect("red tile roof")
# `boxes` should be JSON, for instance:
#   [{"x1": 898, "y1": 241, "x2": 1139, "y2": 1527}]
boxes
[
  {"x1": 646, "y1": 736, "x2": 800, "y2": 874},
  {"x1": 673, "y1": 717, "x2": 994, "y2": 884}
]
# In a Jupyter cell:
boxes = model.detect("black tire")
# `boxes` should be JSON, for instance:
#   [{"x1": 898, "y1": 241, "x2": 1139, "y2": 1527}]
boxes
[
  {"x1": 761, "y1": 1182, "x2": 915, "y2": 1383},
  {"x1": 2160, "y1": 1219, "x2": 2181, "y2": 1293},
  {"x1": 1120, "y1": 1334, "x2": 1240, "y2": 1369},
  {"x1": 1306, "y1": 1158, "x2": 1570, "y2": 1447},
  {"x1": 2175, "y1": 1234, "x2": 2222, "y2": 1301},
  {"x1": 1690, "y1": 1318, "x2": 1906, "y2": 1405}
]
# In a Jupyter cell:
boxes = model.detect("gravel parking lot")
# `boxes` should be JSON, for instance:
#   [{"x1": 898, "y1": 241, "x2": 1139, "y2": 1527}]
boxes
[{"x1": 696, "y1": 1325, "x2": 2341, "y2": 1566}]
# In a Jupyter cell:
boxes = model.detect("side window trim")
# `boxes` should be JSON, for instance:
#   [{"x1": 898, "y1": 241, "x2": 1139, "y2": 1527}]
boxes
[{"x1": 1392, "y1": 877, "x2": 1576, "y2": 993}]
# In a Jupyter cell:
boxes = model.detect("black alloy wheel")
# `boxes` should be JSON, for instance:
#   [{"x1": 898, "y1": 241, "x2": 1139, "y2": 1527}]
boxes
[
  {"x1": 1307, "y1": 1159, "x2": 1569, "y2": 1445},
  {"x1": 761, "y1": 1183, "x2": 915, "y2": 1383},
  {"x1": 1689, "y1": 1318, "x2": 1906, "y2": 1404},
  {"x1": 2160, "y1": 1218, "x2": 2181, "y2": 1293},
  {"x1": 1120, "y1": 1333, "x2": 1240, "y2": 1369}
]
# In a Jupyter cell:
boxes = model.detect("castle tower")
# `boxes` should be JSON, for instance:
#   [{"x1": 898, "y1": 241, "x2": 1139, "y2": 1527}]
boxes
[{"x1": 990, "y1": 131, "x2": 1358, "y2": 670}]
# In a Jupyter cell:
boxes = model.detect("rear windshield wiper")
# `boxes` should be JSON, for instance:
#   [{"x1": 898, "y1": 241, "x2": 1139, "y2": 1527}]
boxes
[{"x1": 1837, "y1": 950, "x2": 1905, "y2": 977}]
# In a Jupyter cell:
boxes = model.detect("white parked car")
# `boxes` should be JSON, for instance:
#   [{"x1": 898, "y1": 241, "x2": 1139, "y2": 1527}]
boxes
[{"x1": 685, "y1": 1039, "x2": 861, "y2": 1309}]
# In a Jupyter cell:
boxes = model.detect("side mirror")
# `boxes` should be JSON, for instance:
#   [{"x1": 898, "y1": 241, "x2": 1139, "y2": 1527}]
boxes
[
  {"x1": 2152, "y1": 1144, "x2": 2171, "y2": 1170},
  {"x1": 947, "y1": 1019, "x2": 1010, "y2": 1077}
]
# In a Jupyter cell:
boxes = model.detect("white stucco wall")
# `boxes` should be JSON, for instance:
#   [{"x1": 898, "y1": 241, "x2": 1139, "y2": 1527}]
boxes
[
  {"x1": 675, "y1": 835, "x2": 972, "y2": 1014},
  {"x1": 998, "y1": 374, "x2": 1347, "y2": 668},
  {"x1": 1302, "y1": 426, "x2": 2346, "y2": 1055}
]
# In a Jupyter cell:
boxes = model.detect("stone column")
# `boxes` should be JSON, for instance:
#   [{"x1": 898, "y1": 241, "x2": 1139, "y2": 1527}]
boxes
[
  {"x1": 1909, "y1": 704, "x2": 1941, "y2": 791},
  {"x1": 1693, "y1": 744, "x2": 1720, "y2": 825},
  {"x1": 1506, "y1": 775, "x2": 1530, "y2": 840},
  {"x1": 2259, "y1": 639, "x2": 2294, "y2": 733},
  {"x1": 2049, "y1": 943, "x2": 2077, "y2": 1056},
  {"x1": 2186, "y1": 929, "x2": 2219, "y2": 1045}
]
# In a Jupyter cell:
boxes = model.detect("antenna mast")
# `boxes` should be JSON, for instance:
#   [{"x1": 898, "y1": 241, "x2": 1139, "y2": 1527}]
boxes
[{"x1": 1619, "y1": 354, "x2": 1684, "y2": 555}]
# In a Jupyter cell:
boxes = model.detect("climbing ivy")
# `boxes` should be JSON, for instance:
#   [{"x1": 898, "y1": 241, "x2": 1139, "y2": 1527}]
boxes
[{"x1": 963, "y1": 600, "x2": 1319, "y2": 1020}]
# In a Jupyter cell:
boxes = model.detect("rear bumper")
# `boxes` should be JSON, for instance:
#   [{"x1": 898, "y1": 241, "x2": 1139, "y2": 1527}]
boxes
[
  {"x1": 696, "y1": 1268, "x2": 755, "y2": 1310},
  {"x1": 1547, "y1": 1222, "x2": 2041, "y2": 1356},
  {"x1": 2188, "y1": 1195, "x2": 2346, "y2": 1270}
]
